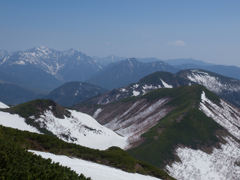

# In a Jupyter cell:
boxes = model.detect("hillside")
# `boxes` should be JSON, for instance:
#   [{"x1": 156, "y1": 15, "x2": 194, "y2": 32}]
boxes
[{"x1": 75, "y1": 85, "x2": 240, "y2": 179}]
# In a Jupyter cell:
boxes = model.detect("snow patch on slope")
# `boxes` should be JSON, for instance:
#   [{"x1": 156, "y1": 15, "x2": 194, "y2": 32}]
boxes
[
  {"x1": 0, "y1": 102, "x2": 9, "y2": 108},
  {"x1": 200, "y1": 91, "x2": 240, "y2": 139},
  {"x1": 93, "y1": 108, "x2": 103, "y2": 119},
  {"x1": 30, "y1": 150, "x2": 161, "y2": 180},
  {"x1": 166, "y1": 137, "x2": 240, "y2": 180},
  {"x1": 187, "y1": 69, "x2": 240, "y2": 94},
  {"x1": 132, "y1": 90, "x2": 140, "y2": 96},
  {"x1": 0, "y1": 111, "x2": 39, "y2": 133},
  {"x1": 160, "y1": 79, "x2": 172, "y2": 88},
  {"x1": 34, "y1": 109, "x2": 128, "y2": 150}
]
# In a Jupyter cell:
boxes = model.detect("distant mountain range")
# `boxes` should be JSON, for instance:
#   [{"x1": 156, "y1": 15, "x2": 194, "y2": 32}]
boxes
[
  {"x1": 86, "y1": 58, "x2": 179, "y2": 90},
  {"x1": 0, "y1": 47, "x2": 102, "y2": 91},
  {"x1": 2, "y1": 47, "x2": 240, "y2": 107}
]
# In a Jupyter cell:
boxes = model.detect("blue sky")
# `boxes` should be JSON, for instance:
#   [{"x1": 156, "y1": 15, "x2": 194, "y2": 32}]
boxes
[{"x1": 0, "y1": 0, "x2": 240, "y2": 66}]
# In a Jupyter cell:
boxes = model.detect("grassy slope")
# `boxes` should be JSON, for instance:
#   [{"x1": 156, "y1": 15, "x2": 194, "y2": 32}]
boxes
[{"x1": 127, "y1": 85, "x2": 224, "y2": 168}]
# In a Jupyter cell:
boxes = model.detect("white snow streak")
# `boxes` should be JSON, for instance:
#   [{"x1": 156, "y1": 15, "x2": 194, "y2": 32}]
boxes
[
  {"x1": 160, "y1": 79, "x2": 172, "y2": 88},
  {"x1": 105, "y1": 98, "x2": 169, "y2": 138},
  {"x1": 93, "y1": 108, "x2": 103, "y2": 119},
  {"x1": 75, "y1": 90, "x2": 79, "y2": 96}
]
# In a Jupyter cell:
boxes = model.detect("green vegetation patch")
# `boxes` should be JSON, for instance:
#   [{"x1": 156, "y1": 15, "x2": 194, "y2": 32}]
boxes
[{"x1": 0, "y1": 130, "x2": 91, "y2": 180}]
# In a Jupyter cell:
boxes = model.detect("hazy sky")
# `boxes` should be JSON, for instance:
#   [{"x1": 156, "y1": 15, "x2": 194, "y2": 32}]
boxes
[{"x1": 1, "y1": 0, "x2": 240, "y2": 66}]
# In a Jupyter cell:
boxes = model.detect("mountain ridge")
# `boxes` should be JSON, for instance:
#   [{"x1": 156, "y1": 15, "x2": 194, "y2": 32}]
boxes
[
  {"x1": 86, "y1": 58, "x2": 179, "y2": 90},
  {"x1": 0, "y1": 46, "x2": 102, "y2": 91}
]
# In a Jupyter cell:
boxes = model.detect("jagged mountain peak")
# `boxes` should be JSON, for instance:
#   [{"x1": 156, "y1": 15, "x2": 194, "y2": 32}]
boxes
[
  {"x1": 34, "y1": 45, "x2": 50, "y2": 51},
  {"x1": 26, "y1": 46, "x2": 55, "y2": 54}
]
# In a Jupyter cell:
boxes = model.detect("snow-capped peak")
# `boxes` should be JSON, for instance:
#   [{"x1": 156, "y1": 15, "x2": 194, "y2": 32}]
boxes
[{"x1": 35, "y1": 46, "x2": 49, "y2": 51}]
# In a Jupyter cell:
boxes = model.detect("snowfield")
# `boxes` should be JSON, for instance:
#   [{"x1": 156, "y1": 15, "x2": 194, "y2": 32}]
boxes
[
  {"x1": 34, "y1": 109, "x2": 128, "y2": 150},
  {"x1": 0, "y1": 102, "x2": 128, "y2": 150},
  {"x1": 166, "y1": 137, "x2": 240, "y2": 180},
  {"x1": 0, "y1": 111, "x2": 40, "y2": 133},
  {"x1": 29, "y1": 150, "x2": 161, "y2": 180}
]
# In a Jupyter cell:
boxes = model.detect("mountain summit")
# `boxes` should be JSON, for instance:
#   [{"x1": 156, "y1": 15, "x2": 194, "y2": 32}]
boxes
[{"x1": 0, "y1": 46, "x2": 102, "y2": 91}]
